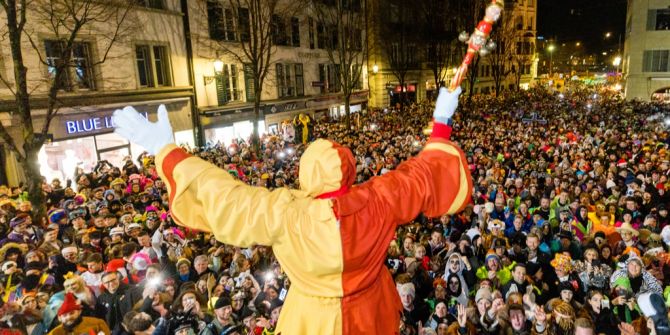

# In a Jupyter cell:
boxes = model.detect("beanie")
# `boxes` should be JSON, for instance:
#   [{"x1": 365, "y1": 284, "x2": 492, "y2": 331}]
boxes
[{"x1": 214, "y1": 295, "x2": 232, "y2": 310}]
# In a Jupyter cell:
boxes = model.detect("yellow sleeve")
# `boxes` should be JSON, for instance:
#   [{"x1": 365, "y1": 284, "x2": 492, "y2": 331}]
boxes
[{"x1": 155, "y1": 144, "x2": 293, "y2": 246}]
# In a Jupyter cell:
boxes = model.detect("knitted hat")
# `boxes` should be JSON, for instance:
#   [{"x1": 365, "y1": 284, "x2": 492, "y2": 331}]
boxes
[
  {"x1": 475, "y1": 287, "x2": 493, "y2": 303},
  {"x1": 214, "y1": 295, "x2": 231, "y2": 310},
  {"x1": 57, "y1": 293, "x2": 82, "y2": 316},
  {"x1": 485, "y1": 250, "x2": 500, "y2": 266},
  {"x1": 48, "y1": 209, "x2": 67, "y2": 224}
]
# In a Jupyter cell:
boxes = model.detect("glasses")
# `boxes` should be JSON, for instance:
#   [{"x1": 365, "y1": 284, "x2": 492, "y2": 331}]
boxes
[{"x1": 103, "y1": 278, "x2": 118, "y2": 285}]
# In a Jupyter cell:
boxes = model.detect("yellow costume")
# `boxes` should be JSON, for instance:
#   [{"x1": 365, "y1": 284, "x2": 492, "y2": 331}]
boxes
[{"x1": 156, "y1": 122, "x2": 471, "y2": 334}]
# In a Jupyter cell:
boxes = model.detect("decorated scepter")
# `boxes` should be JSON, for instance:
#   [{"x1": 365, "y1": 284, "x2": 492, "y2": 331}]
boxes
[
  {"x1": 449, "y1": 0, "x2": 505, "y2": 92},
  {"x1": 424, "y1": 0, "x2": 504, "y2": 135}
]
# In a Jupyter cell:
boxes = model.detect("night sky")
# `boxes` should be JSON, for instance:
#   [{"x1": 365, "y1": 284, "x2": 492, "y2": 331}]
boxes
[{"x1": 537, "y1": 0, "x2": 627, "y2": 53}]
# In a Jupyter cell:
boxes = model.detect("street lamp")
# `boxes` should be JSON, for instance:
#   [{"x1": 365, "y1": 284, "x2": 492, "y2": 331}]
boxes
[
  {"x1": 204, "y1": 59, "x2": 225, "y2": 85},
  {"x1": 547, "y1": 44, "x2": 556, "y2": 77},
  {"x1": 372, "y1": 64, "x2": 379, "y2": 74},
  {"x1": 605, "y1": 32, "x2": 611, "y2": 38}
]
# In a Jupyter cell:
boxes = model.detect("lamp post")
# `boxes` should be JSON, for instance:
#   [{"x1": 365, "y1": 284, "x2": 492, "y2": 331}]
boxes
[{"x1": 547, "y1": 44, "x2": 556, "y2": 77}]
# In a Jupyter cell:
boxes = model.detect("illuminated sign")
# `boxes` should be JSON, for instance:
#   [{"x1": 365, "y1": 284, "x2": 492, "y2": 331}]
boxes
[{"x1": 65, "y1": 112, "x2": 148, "y2": 135}]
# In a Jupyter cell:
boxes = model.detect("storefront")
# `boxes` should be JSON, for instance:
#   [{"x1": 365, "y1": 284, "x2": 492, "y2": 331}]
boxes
[
  {"x1": 387, "y1": 83, "x2": 417, "y2": 106},
  {"x1": 38, "y1": 98, "x2": 194, "y2": 183},
  {"x1": 201, "y1": 91, "x2": 369, "y2": 146}
]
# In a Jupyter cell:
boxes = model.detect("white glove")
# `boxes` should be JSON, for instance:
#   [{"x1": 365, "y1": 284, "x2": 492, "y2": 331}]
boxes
[
  {"x1": 113, "y1": 105, "x2": 174, "y2": 155},
  {"x1": 433, "y1": 86, "x2": 462, "y2": 124}
]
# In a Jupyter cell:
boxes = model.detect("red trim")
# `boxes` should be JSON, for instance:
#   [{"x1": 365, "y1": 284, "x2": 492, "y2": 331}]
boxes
[
  {"x1": 161, "y1": 148, "x2": 190, "y2": 224},
  {"x1": 430, "y1": 121, "x2": 452, "y2": 140},
  {"x1": 316, "y1": 185, "x2": 350, "y2": 199}
]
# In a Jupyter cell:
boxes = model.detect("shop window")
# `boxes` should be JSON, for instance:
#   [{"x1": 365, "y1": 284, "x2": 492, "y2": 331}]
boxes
[
  {"x1": 135, "y1": 44, "x2": 172, "y2": 88},
  {"x1": 276, "y1": 63, "x2": 304, "y2": 98},
  {"x1": 45, "y1": 40, "x2": 95, "y2": 91},
  {"x1": 207, "y1": 1, "x2": 237, "y2": 41}
]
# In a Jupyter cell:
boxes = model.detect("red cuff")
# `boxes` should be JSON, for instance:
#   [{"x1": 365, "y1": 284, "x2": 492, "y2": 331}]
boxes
[
  {"x1": 430, "y1": 121, "x2": 452, "y2": 140},
  {"x1": 161, "y1": 147, "x2": 190, "y2": 224}
]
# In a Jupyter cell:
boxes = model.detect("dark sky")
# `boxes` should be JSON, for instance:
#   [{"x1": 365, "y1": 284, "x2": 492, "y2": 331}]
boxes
[{"x1": 537, "y1": 0, "x2": 627, "y2": 53}]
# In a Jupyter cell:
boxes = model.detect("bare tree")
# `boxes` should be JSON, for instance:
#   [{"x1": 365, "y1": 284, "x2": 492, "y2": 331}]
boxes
[
  {"x1": 202, "y1": 0, "x2": 301, "y2": 149},
  {"x1": 487, "y1": 19, "x2": 516, "y2": 96},
  {"x1": 511, "y1": 39, "x2": 534, "y2": 90},
  {"x1": 378, "y1": 0, "x2": 420, "y2": 108},
  {"x1": 451, "y1": 0, "x2": 487, "y2": 99},
  {"x1": 419, "y1": 0, "x2": 458, "y2": 99},
  {"x1": 0, "y1": 0, "x2": 134, "y2": 216},
  {"x1": 310, "y1": 0, "x2": 365, "y2": 129}
]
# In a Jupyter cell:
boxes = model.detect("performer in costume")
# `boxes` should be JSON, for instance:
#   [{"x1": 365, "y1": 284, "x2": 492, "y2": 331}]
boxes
[{"x1": 113, "y1": 86, "x2": 470, "y2": 333}]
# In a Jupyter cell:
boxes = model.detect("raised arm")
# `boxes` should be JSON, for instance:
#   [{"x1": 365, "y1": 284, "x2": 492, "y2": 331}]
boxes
[
  {"x1": 113, "y1": 106, "x2": 293, "y2": 247},
  {"x1": 352, "y1": 87, "x2": 472, "y2": 224}
]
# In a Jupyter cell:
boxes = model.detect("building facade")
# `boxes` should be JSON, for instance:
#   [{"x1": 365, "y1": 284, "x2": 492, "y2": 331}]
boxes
[
  {"x1": 190, "y1": 0, "x2": 368, "y2": 146},
  {"x1": 623, "y1": 0, "x2": 670, "y2": 102},
  {"x1": 366, "y1": 0, "x2": 537, "y2": 108},
  {"x1": 0, "y1": 0, "x2": 368, "y2": 185},
  {"x1": 0, "y1": 0, "x2": 197, "y2": 185},
  {"x1": 472, "y1": 0, "x2": 538, "y2": 94}
]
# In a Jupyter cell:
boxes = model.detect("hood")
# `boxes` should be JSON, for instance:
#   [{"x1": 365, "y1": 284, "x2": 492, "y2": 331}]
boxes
[{"x1": 299, "y1": 139, "x2": 356, "y2": 198}]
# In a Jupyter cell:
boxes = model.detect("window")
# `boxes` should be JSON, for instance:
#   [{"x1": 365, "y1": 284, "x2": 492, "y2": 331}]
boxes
[
  {"x1": 207, "y1": 1, "x2": 236, "y2": 41},
  {"x1": 291, "y1": 17, "x2": 300, "y2": 47},
  {"x1": 276, "y1": 63, "x2": 304, "y2": 98},
  {"x1": 243, "y1": 64, "x2": 255, "y2": 101},
  {"x1": 317, "y1": 23, "x2": 327, "y2": 49},
  {"x1": 319, "y1": 63, "x2": 340, "y2": 93},
  {"x1": 153, "y1": 46, "x2": 169, "y2": 86},
  {"x1": 207, "y1": 1, "x2": 225, "y2": 40},
  {"x1": 214, "y1": 64, "x2": 240, "y2": 106},
  {"x1": 135, "y1": 0, "x2": 164, "y2": 9},
  {"x1": 308, "y1": 17, "x2": 315, "y2": 49},
  {"x1": 350, "y1": 29, "x2": 362, "y2": 51},
  {"x1": 45, "y1": 40, "x2": 95, "y2": 91},
  {"x1": 648, "y1": 9, "x2": 670, "y2": 30},
  {"x1": 136, "y1": 46, "x2": 153, "y2": 87},
  {"x1": 643, "y1": 50, "x2": 670, "y2": 72},
  {"x1": 135, "y1": 45, "x2": 172, "y2": 87},
  {"x1": 295, "y1": 64, "x2": 304, "y2": 96},
  {"x1": 238, "y1": 8, "x2": 250, "y2": 42},
  {"x1": 351, "y1": 64, "x2": 362, "y2": 89},
  {"x1": 271, "y1": 15, "x2": 289, "y2": 46}
]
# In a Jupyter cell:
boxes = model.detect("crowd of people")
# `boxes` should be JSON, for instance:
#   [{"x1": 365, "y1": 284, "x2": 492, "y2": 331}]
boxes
[{"x1": 1, "y1": 84, "x2": 670, "y2": 335}]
